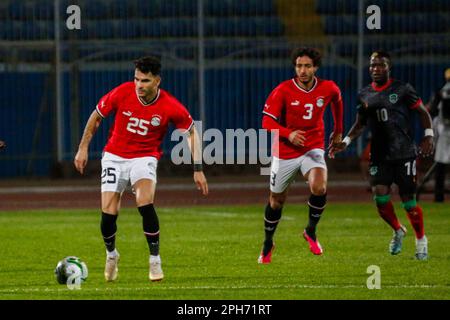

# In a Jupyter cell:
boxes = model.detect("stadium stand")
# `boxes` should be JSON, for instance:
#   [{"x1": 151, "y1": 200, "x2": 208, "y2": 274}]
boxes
[{"x1": 0, "y1": 0, "x2": 448, "y2": 177}]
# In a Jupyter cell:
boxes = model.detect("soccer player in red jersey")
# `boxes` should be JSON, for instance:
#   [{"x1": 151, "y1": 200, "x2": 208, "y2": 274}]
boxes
[
  {"x1": 74, "y1": 56, "x2": 208, "y2": 281},
  {"x1": 258, "y1": 47, "x2": 344, "y2": 263}
]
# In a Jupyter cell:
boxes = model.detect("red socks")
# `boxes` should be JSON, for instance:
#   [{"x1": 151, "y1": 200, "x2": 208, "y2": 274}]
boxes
[
  {"x1": 376, "y1": 201, "x2": 401, "y2": 231},
  {"x1": 406, "y1": 205, "x2": 425, "y2": 239}
]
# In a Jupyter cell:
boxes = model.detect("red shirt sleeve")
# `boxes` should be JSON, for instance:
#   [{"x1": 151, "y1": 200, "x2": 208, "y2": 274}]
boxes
[
  {"x1": 96, "y1": 86, "x2": 120, "y2": 118},
  {"x1": 171, "y1": 98, "x2": 194, "y2": 132},
  {"x1": 262, "y1": 115, "x2": 292, "y2": 139},
  {"x1": 261, "y1": 85, "x2": 292, "y2": 138},
  {"x1": 330, "y1": 82, "x2": 344, "y2": 134}
]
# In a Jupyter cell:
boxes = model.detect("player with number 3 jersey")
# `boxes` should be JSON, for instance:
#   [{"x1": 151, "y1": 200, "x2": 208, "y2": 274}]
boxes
[{"x1": 258, "y1": 47, "x2": 344, "y2": 263}]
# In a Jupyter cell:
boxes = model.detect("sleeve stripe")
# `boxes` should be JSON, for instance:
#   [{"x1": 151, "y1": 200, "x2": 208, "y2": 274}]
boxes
[
  {"x1": 410, "y1": 98, "x2": 423, "y2": 110},
  {"x1": 262, "y1": 111, "x2": 278, "y2": 121},
  {"x1": 96, "y1": 105, "x2": 105, "y2": 118}
]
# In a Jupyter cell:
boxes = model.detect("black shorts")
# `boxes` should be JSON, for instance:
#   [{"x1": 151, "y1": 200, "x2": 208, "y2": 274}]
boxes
[{"x1": 369, "y1": 158, "x2": 417, "y2": 195}]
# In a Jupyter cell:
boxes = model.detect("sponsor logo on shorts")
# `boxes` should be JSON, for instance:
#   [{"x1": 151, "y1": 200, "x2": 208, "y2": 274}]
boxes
[{"x1": 312, "y1": 153, "x2": 323, "y2": 162}]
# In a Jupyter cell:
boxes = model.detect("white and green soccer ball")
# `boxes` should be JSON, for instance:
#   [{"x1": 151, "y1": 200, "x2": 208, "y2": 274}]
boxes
[{"x1": 54, "y1": 256, "x2": 88, "y2": 289}]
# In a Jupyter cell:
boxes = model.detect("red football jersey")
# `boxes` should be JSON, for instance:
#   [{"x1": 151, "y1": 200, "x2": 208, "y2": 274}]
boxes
[
  {"x1": 96, "y1": 82, "x2": 194, "y2": 159},
  {"x1": 262, "y1": 77, "x2": 343, "y2": 159}
]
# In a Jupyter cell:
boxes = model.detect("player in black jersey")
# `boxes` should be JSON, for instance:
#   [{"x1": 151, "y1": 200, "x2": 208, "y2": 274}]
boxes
[{"x1": 329, "y1": 51, "x2": 434, "y2": 260}]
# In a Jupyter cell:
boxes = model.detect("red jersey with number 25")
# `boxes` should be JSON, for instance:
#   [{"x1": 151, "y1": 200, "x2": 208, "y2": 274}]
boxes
[
  {"x1": 96, "y1": 82, "x2": 194, "y2": 159},
  {"x1": 262, "y1": 77, "x2": 343, "y2": 159}
]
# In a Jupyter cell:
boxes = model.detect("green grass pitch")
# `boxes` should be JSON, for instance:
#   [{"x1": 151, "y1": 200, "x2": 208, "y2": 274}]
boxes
[{"x1": 0, "y1": 203, "x2": 449, "y2": 300}]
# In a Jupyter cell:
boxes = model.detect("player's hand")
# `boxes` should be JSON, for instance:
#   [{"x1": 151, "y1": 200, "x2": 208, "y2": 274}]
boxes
[
  {"x1": 288, "y1": 130, "x2": 306, "y2": 147},
  {"x1": 0, "y1": 140, "x2": 6, "y2": 149},
  {"x1": 74, "y1": 148, "x2": 88, "y2": 175},
  {"x1": 328, "y1": 141, "x2": 348, "y2": 159},
  {"x1": 328, "y1": 132, "x2": 342, "y2": 149},
  {"x1": 194, "y1": 171, "x2": 208, "y2": 196},
  {"x1": 418, "y1": 136, "x2": 434, "y2": 157}
]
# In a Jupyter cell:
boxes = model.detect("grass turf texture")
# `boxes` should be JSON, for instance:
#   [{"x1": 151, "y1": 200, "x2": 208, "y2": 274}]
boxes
[{"x1": 0, "y1": 203, "x2": 449, "y2": 300}]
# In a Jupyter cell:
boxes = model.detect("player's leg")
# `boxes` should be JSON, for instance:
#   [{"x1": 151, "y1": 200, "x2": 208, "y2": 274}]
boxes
[
  {"x1": 397, "y1": 159, "x2": 427, "y2": 260},
  {"x1": 101, "y1": 153, "x2": 128, "y2": 281},
  {"x1": 130, "y1": 156, "x2": 163, "y2": 280},
  {"x1": 300, "y1": 149, "x2": 327, "y2": 255},
  {"x1": 258, "y1": 156, "x2": 299, "y2": 264},
  {"x1": 370, "y1": 162, "x2": 406, "y2": 254}
]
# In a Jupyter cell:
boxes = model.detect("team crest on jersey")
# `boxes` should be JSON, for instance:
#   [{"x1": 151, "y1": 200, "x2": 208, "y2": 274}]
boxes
[
  {"x1": 369, "y1": 166, "x2": 378, "y2": 176},
  {"x1": 151, "y1": 115, "x2": 161, "y2": 127},
  {"x1": 316, "y1": 97, "x2": 325, "y2": 108},
  {"x1": 389, "y1": 94, "x2": 398, "y2": 104}
]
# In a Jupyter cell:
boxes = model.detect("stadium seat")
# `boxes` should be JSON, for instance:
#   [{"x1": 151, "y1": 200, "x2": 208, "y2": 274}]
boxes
[
  {"x1": 34, "y1": 0, "x2": 54, "y2": 20},
  {"x1": 83, "y1": 0, "x2": 110, "y2": 19}
]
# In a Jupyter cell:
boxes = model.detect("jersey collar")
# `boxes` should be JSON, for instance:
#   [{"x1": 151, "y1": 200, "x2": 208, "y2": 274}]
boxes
[
  {"x1": 136, "y1": 89, "x2": 160, "y2": 106},
  {"x1": 371, "y1": 78, "x2": 393, "y2": 92},
  {"x1": 292, "y1": 77, "x2": 318, "y2": 93}
]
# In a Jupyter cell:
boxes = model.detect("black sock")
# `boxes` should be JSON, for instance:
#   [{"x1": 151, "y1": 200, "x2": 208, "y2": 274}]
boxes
[
  {"x1": 101, "y1": 212, "x2": 118, "y2": 253},
  {"x1": 138, "y1": 204, "x2": 160, "y2": 256},
  {"x1": 263, "y1": 203, "x2": 282, "y2": 255},
  {"x1": 306, "y1": 194, "x2": 327, "y2": 241}
]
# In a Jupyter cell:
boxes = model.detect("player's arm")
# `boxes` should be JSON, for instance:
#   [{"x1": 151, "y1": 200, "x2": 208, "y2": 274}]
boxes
[
  {"x1": 328, "y1": 85, "x2": 344, "y2": 148},
  {"x1": 262, "y1": 115, "x2": 306, "y2": 147},
  {"x1": 415, "y1": 103, "x2": 434, "y2": 157},
  {"x1": 74, "y1": 110, "x2": 103, "y2": 175},
  {"x1": 186, "y1": 124, "x2": 208, "y2": 196},
  {"x1": 0, "y1": 139, "x2": 5, "y2": 149},
  {"x1": 328, "y1": 112, "x2": 366, "y2": 158}
]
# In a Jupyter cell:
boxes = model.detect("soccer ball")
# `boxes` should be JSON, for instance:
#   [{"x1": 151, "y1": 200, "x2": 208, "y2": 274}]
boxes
[{"x1": 54, "y1": 256, "x2": 88, "y2": 286}]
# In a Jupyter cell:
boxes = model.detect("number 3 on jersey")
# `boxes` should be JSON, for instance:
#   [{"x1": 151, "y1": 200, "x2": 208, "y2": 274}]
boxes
[
  {"x1": 127, "y1": 117, "x2": 150, "y2": 135},
  {"x1": 303, "y1": 103, "x2": 313, "y2": 120}
]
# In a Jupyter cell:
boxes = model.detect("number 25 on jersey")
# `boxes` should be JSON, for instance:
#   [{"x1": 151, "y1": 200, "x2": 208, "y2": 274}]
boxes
[{"x1": 127, "y1": 117, "x2": 150, "y2": 136}]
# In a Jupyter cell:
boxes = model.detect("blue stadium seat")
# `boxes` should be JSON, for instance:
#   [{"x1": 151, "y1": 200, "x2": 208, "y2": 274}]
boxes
[
  {"x1": 117, "y1": 20, "x2": 141, "y2": 39},
  {"x1": 160, "y1": 0, "x2": 196, "y2": 17},
  {"x1": 0, "y1": 21, "x2": 15, "y2": 40},
  {"x1": 95, "y1": 20, "x2": 116, "y2": 39},
  {"x1": 315, "y1": 0, "x2": 359, "y2": 15},
  {"x1": 204, "y1": 0, "x2": 276, "y2": 16},
  {"x1": 167, "y1": 19, "x2": 197, "y2": 37},
  {"x1": 34, "y1": 0, "x2": 54, "y2": 20},
  {"x1": 109, "y1": 0, "x2": 133, "y2": 19},
  {"x1": 255, "y1": 17, "x2": 284, "y2": 36},
  {"x1": 21, "y1": 21, "x2": 41, "y2": 40},
  {"x1": 8, "y1": 2, "x2": 32, "y2": 20},
  {"x1": 83, "y1": 0, "x2": 109, "y2": 19},
  {"x1": 134, "y1": 1, "x2": 161, "y2": 18}
]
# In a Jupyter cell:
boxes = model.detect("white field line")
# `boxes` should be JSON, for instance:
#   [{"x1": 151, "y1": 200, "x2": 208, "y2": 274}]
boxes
[{"x1": 0, "y1": 284, "x2": 444, "y2": 294}]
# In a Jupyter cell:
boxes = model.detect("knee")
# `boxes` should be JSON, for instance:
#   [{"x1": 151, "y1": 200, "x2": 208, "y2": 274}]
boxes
[
  {"x1": 102, "y1": 202, "x2": 119, "y2": 215},
  {"x1": 135, "y1": 191, "x2": 154, "y2": 207},
  {"x1": 310, "y1": 184, "x2": 327, "y2": 196},
  {"x1": 270, "y1": 194, "x2": 285, "y2": 210}
]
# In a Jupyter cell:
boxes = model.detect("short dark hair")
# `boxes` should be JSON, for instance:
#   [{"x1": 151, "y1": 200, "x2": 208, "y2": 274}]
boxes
[
  {"x1": 134, "y1": 56, "x2": 161, "y2": 76},
  {"x1": 291, "y1": 47, "x2": 322, "y2": 67},
  {"x1": 370, "y1": 51, "x2": 391, "y2": 66}
]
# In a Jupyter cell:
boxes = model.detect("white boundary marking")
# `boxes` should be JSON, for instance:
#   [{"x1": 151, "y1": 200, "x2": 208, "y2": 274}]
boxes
[{"x1": 0, "y1": 283, "x2": 444, "y2": 294}]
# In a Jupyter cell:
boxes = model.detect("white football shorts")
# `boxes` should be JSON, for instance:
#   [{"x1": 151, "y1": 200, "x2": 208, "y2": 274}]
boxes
[
  {"x1": 269, "y1": 148, "x2": 327, "y2": 193},
  {"x1": 101, "y1": 152, "x2": 158, "y2": 193}
]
